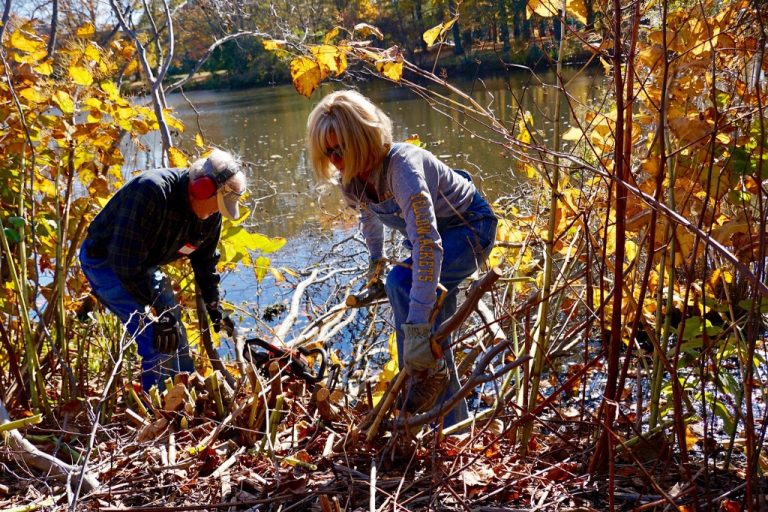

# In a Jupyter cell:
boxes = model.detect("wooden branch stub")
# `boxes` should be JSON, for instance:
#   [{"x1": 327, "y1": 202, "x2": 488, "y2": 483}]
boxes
[
  {"x1": 432, "y1": 267, "x2": 502, "y2": 347},
  {"x1": 365, "y1": 370, "x2": 408, "y2": 443},
  {"x1": 315, "y1": 386, "x2": 340, "y2": 422}
]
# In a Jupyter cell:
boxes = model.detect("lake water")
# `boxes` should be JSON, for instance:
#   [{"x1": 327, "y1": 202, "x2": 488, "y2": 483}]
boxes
[{"x1": 126, "y1": 67, "x2": 607, "y2": 321}]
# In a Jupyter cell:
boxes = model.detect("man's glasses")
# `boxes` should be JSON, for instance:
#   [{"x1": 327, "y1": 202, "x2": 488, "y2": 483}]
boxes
[{"x1": 324, "y1": 145, "x2": 344, "y2": 160}]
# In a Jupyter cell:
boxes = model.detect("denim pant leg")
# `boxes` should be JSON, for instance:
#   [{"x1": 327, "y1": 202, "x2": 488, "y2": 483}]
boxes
[
  {"x1": 151, "y1": 271, "x2": 195, "y2": 376},
  {"x1": 385, "y1": 215, "x2": 496, "y2": 426},
  {"x1": 79, "y1": 243, "x2": 193, "y2": 390}
]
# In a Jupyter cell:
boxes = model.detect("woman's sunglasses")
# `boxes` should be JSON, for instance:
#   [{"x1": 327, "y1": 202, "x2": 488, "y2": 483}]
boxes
[{"x1": 324, "y1": 145, "x2": 344, "y2": 160}]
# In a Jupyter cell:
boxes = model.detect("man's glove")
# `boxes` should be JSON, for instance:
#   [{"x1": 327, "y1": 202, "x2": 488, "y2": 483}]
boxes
[
  {"x1": 206, "y1": 302, "x2": 235, "y2": 337},
  {"x1": 153, "y1": 310, "x2": 181, "y2": 353},
  {"x1": 402, "y1": 323, "x2": 437, "y2": 374}
]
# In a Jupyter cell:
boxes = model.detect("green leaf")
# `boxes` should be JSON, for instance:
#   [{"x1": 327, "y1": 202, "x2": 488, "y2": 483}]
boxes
[
  {"x1": 725, "y1": 148, "x2": 749, "y2": 175},
  {"x1": 737, "y1": 298, "x2": 768, "y2": 314},
  {"x1": 3, "y1": 227, "x2": 20, "y2": 244},
  {"x1": 680, "y1": 317, "x2": 722, "y2": 345},
  {"x1": 8, "y1": 217, "x2": 25, "y2": 229},
  {"x1": 704, "y1": 392, "x2": 735, "y2": 436}
]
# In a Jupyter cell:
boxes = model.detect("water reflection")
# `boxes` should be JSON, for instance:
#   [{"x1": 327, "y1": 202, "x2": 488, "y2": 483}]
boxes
[{"x1": 127, "y1": 67, "x2": 607, "y2": 240}]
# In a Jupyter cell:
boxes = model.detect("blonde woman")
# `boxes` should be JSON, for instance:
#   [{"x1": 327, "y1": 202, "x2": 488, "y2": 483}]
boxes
[{"x1": 307, "y1": 90, "x2": 497, "y2": 426}]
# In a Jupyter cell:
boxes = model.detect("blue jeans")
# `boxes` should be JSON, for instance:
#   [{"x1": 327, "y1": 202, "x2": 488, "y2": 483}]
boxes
[
  {"x1": 384, "y1": 192, "x2": 498, "y2": 427},
  {"x1": 79, "y1": 240, "x2": 194, "y2": 390}
]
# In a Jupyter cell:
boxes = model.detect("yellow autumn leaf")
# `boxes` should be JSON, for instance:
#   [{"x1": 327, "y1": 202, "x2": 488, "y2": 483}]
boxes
[
  {"x1": 310, "y1": 45, "x2": 347, "y2": 79},
  {"x1": 163, "y1": 110, "x2": 185, "y2": 132},
  {"x1": 52, "y1": 91, "x2": 75, "y2": 115},
  {"x1": 18, "y1": 87, "x2": 48, "y2": 104},
  {"x1": 527, "y1": 0, "x2": 558, "y2": 18},
  {"x1": 10, "y1": 26, "x2": 46, "y2": 54},
  {"x1": 246, "y1": 233, "x2": 287, "y2": 253},
  {"x1": 84, "y1": 43, "x2": 101, "y2": 62},
  {"x1": 34, "y1": 60, "x2": 53, "y2": 75},
  {"x1": 566, "y1": 0, "x2": 587, "y2": 25},
  {"x1": 562, "y1": 126, "x2": 583, "y2": 141},
  {"x1": 123, "y1": 58, "x2": 139, "y2": 76},
  {"x1": 523, "y1": 164, "x2": 538, "y2": 178},
  {"x1": 685, "y1": 426, "x2": 698, "y2": 451},
  {"x1": 290, "y1": 56, "x2": 322, "y2": 98},
  {"x1": 517, "y1": 114, "x2": 532, "y2": 144},
  {"x1": 195, "y1": 133, "x2": 205, "y2": 148},
  {"x1": 262, "y1": 39, "x2": 288, "y2": 59},
  {"x1": 69, "y1": 65, "x2": 94, "y2": 86},
  {"x1": 84, "y1": 97, "x2": 103, "y2": 110},
  {"x1": 254, "y1": 256, "x2": 270, "y2": 283},
  {"x1": 269, "y1": 267, "x2": 285, "y2": 283},
  {"x1": 76, "y1": 23, "x2": 96, "y2": 38},
  {"x1": 263, "y1": 39, "x2": 285, "y2": 51},
  {"x1": 423, "y1": 17, "x2": 459, "y2": 47},
  {"x1": 443, "y1": 17, "x2": 458, "y2": 32},
  {"x1": 404, "y1": 134, "x2": 424, "y2": 147},
  {"x1": 323, "y1": 27, "x2": 341, "y2": 44},
  {"x1": 423, "y1": 24, "x2": 443, "y2": 47},
  {"x1": 638, "y1": 46, "x2": 664, "y2": 68},
  {"x1": 100, "y1": 81, "x2": 121, "y2": 101},
  {"x1": 376, "y1": 60, "x2": 403, "y2": 82},
  {"x1": 281, "y1": 267, "x2": 300, "y2": 278},
  {"x1": 387, "y1": 330, "x2": 398, "y2": 367},
  {"x1": 354, "y1": 22, "x2": 383, "y2": 40},
  {"x1": 167, "y1": 147, "x2": 188, "y2": 168}
]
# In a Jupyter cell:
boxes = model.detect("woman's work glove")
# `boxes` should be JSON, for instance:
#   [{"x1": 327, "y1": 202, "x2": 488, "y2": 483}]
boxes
[
  {"x1": 347, "y1": 258, "x2": 388, "y2": 308},
  {"x1": 402, "y1": 323, "x2": 437, "y2": 373},
  {"x1": 206, "y1": 302, "x2": 235, "y2": 337},
  {"x1": 366, "y1": 258, "x2": 387, "y2": 285},
  {"x1": 153, "y1": 310, "x2": 181, "y2": 353},
  {"x1": 401, "y1": 322, "x2": 449, "y2": 413}
]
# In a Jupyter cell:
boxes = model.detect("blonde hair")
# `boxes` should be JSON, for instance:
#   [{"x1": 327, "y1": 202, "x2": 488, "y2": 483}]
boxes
[{"x1": 306, "y1": 90, "x2": 393, "y2": 185}]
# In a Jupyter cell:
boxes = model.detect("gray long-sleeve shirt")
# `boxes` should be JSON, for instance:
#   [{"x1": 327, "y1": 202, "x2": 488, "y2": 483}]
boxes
[{"x1": 340, "y1": 143, "x2": 476, "y2": 323}]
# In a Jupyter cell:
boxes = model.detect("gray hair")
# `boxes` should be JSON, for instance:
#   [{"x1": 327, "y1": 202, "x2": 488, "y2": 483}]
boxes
[{"x1": 189, "y1": 149, "x2": 246, "y2": 194}]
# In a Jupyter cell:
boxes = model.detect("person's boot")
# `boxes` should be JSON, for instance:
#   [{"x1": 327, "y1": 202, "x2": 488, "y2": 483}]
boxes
[{"x1": 399, "y1": 359, "x2": 450, "y2": 414}]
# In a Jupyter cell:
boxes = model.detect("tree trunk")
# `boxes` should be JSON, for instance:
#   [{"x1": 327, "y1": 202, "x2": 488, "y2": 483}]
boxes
[
  {"x1": 499, "y1": 0, "x2": 510, "y2": 51},
  {"x1": 448, "y1": 0, "x2": 464, "y2": 54},
  {"x1": 413, "y1": 0, "x2": 427, "y2": 52}
]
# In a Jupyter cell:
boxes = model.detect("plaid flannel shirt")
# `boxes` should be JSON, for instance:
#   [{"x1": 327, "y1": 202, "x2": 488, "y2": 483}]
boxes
[{"x1": 84, "y1": 168, "x2": 222, "y2": 306}]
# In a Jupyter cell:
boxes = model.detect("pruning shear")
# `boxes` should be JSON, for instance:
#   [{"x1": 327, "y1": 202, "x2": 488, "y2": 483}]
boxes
[{"x1": 244, "y1": 337, "x2": 327, "y2": 385}]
